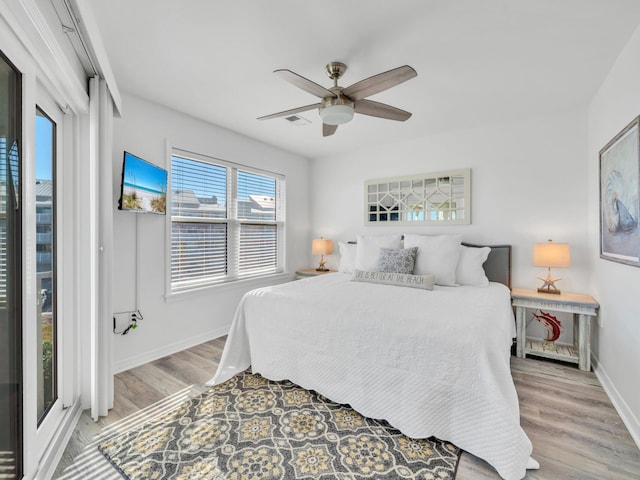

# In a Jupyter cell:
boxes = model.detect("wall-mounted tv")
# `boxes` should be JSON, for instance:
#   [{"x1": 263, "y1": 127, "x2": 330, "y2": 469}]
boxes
[{"x1": 118, "y1": 151, "x2": 168, "y2": 214}]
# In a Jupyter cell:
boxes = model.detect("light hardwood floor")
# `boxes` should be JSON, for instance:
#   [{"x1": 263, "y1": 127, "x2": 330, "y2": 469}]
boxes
[{"x1": 53, "y1": 338, "x2": 640, "y2": 479}]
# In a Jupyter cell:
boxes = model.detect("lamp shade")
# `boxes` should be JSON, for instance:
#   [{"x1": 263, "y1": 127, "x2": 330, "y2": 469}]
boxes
[
  {"x1": 312, "y1": 238, "x2": 333, "y2": 255},
  {"x1": 533, "y1": 240, "x2": 570, "y2": 268},
  {"x1": 319, "y1": 104, "x2": 354, "y2": 125}
]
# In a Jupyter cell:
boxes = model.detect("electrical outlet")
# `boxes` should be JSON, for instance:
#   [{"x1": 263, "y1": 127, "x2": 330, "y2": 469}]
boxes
[{"x1": 113, "y1": 311, "x2": 136, "y2": 334}]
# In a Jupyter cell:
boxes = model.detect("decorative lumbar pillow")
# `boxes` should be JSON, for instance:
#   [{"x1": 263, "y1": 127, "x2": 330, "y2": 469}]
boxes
[
  {"x1": 403, "y1": 234, "x2": 463, "y2": 286},
  {"x1": 338, "y1": 241, "x2": 357, "y2": 273},
  {"x1": 355, "y1": 234, "x2": 403, "y2": 272},
  {"x1": 456, "y1": 245, "x2": 491, "y2": 286},
  {"x1": 377, "y1": 247, "x2": 418, "y2": 274},
  {"x1": 352, "y1": 269, "x2": 434, "y2": 290}
]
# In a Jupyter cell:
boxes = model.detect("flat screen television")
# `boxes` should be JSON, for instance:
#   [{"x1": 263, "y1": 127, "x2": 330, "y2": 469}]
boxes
[{"x1": 118, "y1": 151, "x2": 168, "y2": 214}]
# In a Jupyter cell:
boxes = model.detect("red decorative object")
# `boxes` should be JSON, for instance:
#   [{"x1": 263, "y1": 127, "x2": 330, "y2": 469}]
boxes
[{"x1": 532, "y1": 310, "x2": 562, "y2": 342}]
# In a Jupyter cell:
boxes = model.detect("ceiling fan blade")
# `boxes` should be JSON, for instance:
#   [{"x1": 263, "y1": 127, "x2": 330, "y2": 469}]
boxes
[
  {"x1": 354, "y1": 99, "x2": 412, "y2": 121},
  {"x1": 342, "y1": 65, "x2": 417, "y2": 101},
  {"x1": 257, "y1": 103, "x2": 320, "y2": 121},
  {"x1": 323, "y1": 124, "x2": 338, "y2": 137},
  {"x1": 274, "y1": 69, "x2": 337, "y2": 99}
]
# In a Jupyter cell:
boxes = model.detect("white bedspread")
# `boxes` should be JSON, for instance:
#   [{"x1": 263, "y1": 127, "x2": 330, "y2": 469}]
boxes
[{"x1": 210, "y1": 273, "x2": 533, "y2": 480}]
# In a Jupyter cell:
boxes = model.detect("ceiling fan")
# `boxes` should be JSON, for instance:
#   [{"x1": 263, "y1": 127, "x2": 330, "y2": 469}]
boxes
[{"x1": 258, "y1": 62, "x2": 417, "y2": 137}]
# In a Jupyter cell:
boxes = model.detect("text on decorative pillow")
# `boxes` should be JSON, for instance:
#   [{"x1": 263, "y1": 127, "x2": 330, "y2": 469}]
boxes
[{"x1": 351, "y1": 270, "x2": 434, "y2": 290}]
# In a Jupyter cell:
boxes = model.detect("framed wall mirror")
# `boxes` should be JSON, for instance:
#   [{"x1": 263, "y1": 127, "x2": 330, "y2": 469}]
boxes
[{"x1": 365, "y1": 169, "x2": 471, "y2": 225}]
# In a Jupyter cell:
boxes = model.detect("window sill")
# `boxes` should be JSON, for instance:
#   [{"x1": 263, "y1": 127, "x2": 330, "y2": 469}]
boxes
[{"x1": 164, "y1": 272, "x2": 294, "y2": 303}]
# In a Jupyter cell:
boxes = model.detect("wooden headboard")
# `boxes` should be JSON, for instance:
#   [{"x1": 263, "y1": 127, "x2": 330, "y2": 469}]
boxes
[{"x1": 463, "y1": 243, "x2": 512, "y2": 289}]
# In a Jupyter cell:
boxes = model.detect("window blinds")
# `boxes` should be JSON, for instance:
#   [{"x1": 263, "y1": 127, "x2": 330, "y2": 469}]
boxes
[
  {"x1": 238, "y1": 224, "x2": 277, "y2": 274},
  {"x1": 171, "y1": 223, "x2": 227, "y2": 288}
]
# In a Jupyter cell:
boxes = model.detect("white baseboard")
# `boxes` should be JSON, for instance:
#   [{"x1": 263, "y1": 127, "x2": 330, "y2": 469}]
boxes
[
  {"x1": 39, "y1": 399, "x2": 83, "y2": 480},
  {"x1": 112, "y1": 325, "x2": 229, "y2": 374},
  {"x1": 592, "y1": 353, "x2": 640, "y2": 450}
]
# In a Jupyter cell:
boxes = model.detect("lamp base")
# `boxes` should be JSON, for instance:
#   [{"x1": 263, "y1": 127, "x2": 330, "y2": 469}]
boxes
[
  {"x1": 537, "y1": 286, "x2": 561, "y2": 295},
  {"x1": 316, "y1": 255, "x2": 328, "y2": 272},
  {"x1": 537, "y1": 271, "x2": 562, "y2": 295}
]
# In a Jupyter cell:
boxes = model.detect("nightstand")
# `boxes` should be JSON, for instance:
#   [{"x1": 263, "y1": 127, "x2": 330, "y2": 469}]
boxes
[
  {"x1": 295, "y1": 268, "x2": 337, "y2": 279},
  {"x1": 511, "y1": 288, "x2": 599, "y2": 371}
]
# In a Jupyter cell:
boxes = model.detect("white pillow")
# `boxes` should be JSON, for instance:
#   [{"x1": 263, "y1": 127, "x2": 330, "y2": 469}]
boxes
[
  {"x1": 403, "y1": 234, "x2": 462, "y2": 286},
  {"x1": 456, "y1": 245, "x2": 491, "y2": 287},
  {"x1": 355, "y1": 234, "x2": 403, "y2": 272},
  {"x1": 338, "y1": 241, "x2": 357, "y2": 273}
]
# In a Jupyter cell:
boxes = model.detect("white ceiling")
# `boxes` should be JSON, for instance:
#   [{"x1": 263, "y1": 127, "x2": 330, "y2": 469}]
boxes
[{"x1": 88, "y1": 0, "x2": 640, "y2": 160}]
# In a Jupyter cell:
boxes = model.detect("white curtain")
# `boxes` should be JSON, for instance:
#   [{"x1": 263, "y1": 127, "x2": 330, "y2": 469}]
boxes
[{"x1": 89, "y1": 76, "x2": 114, "y2": 420}]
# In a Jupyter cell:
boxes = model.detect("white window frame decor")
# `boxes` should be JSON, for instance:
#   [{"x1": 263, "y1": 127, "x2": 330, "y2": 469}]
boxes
[
  {"x1": 365, "y1": 169, "x2": 471, "y2": 225},
  {"x1": 167, "y1": 148, "x2": 285, "y2": 294}
]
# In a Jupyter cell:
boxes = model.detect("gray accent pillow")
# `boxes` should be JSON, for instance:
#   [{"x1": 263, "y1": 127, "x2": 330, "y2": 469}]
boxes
[{"x1": 377, "y1": 247, "x2": 418, "y2": 274}]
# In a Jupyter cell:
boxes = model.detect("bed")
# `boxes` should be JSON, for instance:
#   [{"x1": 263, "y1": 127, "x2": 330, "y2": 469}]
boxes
[{"x1": 210, "y1": 240, "x2": 533, "y2": 480}]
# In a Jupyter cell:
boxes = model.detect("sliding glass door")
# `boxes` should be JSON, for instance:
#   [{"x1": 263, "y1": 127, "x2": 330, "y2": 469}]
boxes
[{"x1": 0, "y1": 51, "x2": 23, "y2": 480}]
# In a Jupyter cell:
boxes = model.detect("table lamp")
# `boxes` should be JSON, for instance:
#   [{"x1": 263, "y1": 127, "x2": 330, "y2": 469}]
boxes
[
  {"x1": 533, "y1": 239, "x2": 570, "y2": 294},
  {"x1": 312, "y1": 237, "x2": 333, "y2": 271}
]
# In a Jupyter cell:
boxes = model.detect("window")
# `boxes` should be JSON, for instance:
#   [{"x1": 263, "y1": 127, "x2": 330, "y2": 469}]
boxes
[
  {"x1": 169, "y1": 151, "x2": 284, "y2": 293},
  {"x1": 35, "y1": 107, "x2": 57, "y2": 425}
]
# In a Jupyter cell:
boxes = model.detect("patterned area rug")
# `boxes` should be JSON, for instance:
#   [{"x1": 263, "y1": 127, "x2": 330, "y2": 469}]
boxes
[{"x1": 99, "y1": 371, "x2": 460, "y2": 479}]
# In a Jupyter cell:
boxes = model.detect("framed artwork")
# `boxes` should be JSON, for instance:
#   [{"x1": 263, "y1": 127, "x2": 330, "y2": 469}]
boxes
[{"x1": 600, "y1": 116, "x2": 640, "y2": 266}]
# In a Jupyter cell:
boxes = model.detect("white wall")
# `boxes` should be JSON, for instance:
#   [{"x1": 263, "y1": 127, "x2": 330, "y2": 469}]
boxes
[
  {"x1": 111, "y1": 93, "x2": 310, "y2": 372},
  {"x1": 588, "y1": 24, "x2": 640, "y2": 446},
  {"x1": 311, "y1": 109, "x2": 589, "y2": 344}
]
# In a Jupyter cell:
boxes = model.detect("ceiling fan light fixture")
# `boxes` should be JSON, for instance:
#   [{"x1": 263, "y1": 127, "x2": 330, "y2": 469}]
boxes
[
  {"x1": 259, "y1": 62, "x2": 417, "y2": 136},
  {"x1": 319, "y1": 104, "x2": 354, "y2": 125}
]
